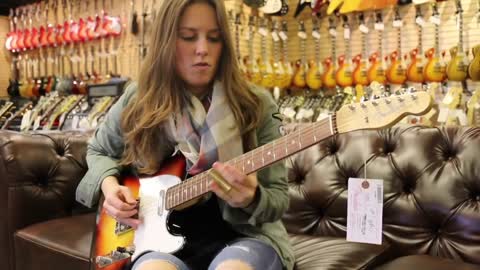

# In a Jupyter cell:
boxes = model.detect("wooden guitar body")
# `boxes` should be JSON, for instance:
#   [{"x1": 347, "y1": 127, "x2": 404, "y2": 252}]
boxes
[
  {"x1": 92, "y1": 155, "x2": 237, "y2": 270},
  {"x1": 468, "y1": 45, "x2": 480, "y2": 81},
  {"x1": 352, "y1": 54, "x2": 369, "y2": 86},
  {"x1": 306, "y1": 60, "x2": 323, "y2": 90},
  {"x1": 292, "y1": 60, "x2": 307, "y2": 88},
  {"x1": 322, "y1": 57, "x2": 337, "y2": 89},
  {"x1": 335, "y1": 55, "x2": 353, "y2": 87},
  {"x1": 446, "y1": 46, "x2": 468, "y2": 82},
  {"x1": 367, "y1": 52, "x2": 387, "y2": 84},
  {"x1": 423, "y1": 48, "x2": 446, "y2": 82},
  {"x1": 386, "y1": 51, "x2": 407, "y2": 85},
  {"x1": 406, "y1": 48, "x2": 425, "y2": 83}
]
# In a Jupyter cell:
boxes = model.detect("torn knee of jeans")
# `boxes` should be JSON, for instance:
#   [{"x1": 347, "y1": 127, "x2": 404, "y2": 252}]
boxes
[{"x1": 215, "y1": 259, "x2": 254, "y2": 270}]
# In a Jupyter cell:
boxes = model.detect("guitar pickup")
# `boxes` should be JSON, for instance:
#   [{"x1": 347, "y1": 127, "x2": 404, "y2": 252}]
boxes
[{"x1": 95, "y1": 246, "x2": 135, "y2": 268}]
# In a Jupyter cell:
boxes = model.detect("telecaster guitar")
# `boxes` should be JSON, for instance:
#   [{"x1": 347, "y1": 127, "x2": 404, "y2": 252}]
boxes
[{"x1": 92, "y1": 91, "x2": 433, "y2": 270}]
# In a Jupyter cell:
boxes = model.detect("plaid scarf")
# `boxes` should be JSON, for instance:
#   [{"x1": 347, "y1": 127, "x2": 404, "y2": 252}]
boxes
[{"x1": 170, "y1": 81, "x2": 244, "y2": 175}]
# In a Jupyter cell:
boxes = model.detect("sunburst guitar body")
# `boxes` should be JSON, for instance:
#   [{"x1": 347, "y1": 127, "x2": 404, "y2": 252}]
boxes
[
  {"x1": 424, "y1": 48, "x2": 446, "y2": 82},
  {"x1": 293, "y1": 59, "x2": 307, "y2": 89},
  {"x1": 367, "y1": 52, "x2": 387, "y2": 84},
  {"x1": 306, "y1": 60, "x2": 323, "y2": 90},
  {"x1": 406, "y1": 48, "x2": 425, "y2": 83},
  {"x1": 322, "y1": 57, "x2": 337, "y2": 89},
  {"x1": 386, "y1": 51, "x2": 407, "y2": 85},
  {"x1": 468, "y1": 45, "x2": 480, "y2": 81},
  {"x1": 335, "y1": 55, "x2": 353, "y2": 87},
  {"x1": 353, "y1": 54, "x2": 369, "y2": 86}
]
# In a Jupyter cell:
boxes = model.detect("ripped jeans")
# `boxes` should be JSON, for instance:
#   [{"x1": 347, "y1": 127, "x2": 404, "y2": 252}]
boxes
[{"x1": 131, "y1": 238, "x2": 283, "y2": 270}]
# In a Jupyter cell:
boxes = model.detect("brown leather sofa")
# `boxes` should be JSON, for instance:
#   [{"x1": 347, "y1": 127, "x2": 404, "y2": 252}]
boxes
[{"x1": 2, "y1": 126, "x2": 480, "y2": 270}]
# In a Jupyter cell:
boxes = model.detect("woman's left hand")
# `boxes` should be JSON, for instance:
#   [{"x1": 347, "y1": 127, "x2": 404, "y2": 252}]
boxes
[{"x1": 209, "y1": 162, "x2": 258, "y2": 208}]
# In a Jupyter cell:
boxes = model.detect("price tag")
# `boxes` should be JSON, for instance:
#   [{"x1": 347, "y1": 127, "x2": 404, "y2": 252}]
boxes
[
  {"x1": 359, "y1": 24, "x2": 369, "y2": 34},
  {"x1": 416, "y1": 17, "x2": 426, "y2": 27},
  {"x1": 429, "y1": 15, "x2": 441, "y2": 25},
  {"x1": 298, "y1": 31, "x2": 307, "y2": 39},
  {"x1": 329, "y1": 28, "x2": 337, "y2": 37},
  {"x1": 258, "y1": 27, "x2": 268, "y2": 37},
  {"x1": 312, "y1": 30, "x2": 321, "y2": 39},
  {"x1": 392, "y1": 19, "x2": 403, "y2": 28},
  {"x1": 347, "y1": 178, "x2": 384, "y2": 245},
  {"x1": 374, "y1": 23, "x2": 384, "y2": 31},
  {"x1": 272, "y1": 31, "x2": 280, "y2": 42},
  {"x1": 456, "y1": 109, "x2": 468, "y2": 126},
  {"x1": 437, "y1": 107, "x2": 449, "y2": 123},
  {"x1": 344, "y1": 28, "x2": 351, "y2": 40},
  {"x1": 279, "y1": 31, "x2": 288, "y2": 41}
]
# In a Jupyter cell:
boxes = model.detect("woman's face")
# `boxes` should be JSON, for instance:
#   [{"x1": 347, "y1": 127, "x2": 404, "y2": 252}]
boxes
[{"x1": 175, "y1": 2, "x2": 223, "y2": 95}]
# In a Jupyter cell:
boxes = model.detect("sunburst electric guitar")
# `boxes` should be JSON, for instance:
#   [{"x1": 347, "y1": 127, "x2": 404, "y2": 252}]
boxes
[
  {"x1": 352, "y1": 13, "x2": 370, "y2": 87},
  {"x1": 306, "y1": 17, "x2": 323, "y2": 91},
  {"x1": 92, "y1": 91, "x2": 433, "y2": 270},
  {"x1": 406, "y1": 5, "x2": 426, "y2": 83},
  {"x1": 423, "y1": 3, "x2": 446, "y2": 83},
  {"x1": 322, "y1": 16, "x2": 337, "y2": 89},
  {"x1": 386, "y1": 9, "x2": 407, "y2": 85},
  {"x1": 367, "y1": 12, "x2": 387, "y2": 85},
  {"x1": 335, "y1": 15, "x2": 353, "y2": 88}
]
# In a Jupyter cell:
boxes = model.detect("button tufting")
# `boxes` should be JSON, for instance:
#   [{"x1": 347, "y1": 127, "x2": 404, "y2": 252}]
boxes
[
  {"x1": 328, "y1": 143, "x2": 338, "y2": 155},
  {"x1": 56, "y1": 146, "x2": 65, "y2": 156},
  {"x1": 476, "y1": 195, "x2": 480, "y2": 201}
]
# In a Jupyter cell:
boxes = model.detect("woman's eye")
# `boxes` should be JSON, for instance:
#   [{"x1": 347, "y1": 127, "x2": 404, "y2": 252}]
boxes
[
  {"x1": 181, "y1": 36, "x2": 196, "y2": 41},
  {"x1": 208, "y1": 36, "x2": 222, "y2": 42}
]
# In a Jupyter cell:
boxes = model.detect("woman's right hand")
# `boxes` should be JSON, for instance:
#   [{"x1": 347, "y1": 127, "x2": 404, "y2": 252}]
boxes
[{"x1": 101, "y1": 176, "x2": 141, "y2": 229}]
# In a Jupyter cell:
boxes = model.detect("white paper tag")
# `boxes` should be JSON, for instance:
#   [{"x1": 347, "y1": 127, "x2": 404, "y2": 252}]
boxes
[
  {"x1": 437, "y1": 108, "x2": 449, "y2": 123},
  {"x1": 329, "y1": 28, "x2": 337, "y2": 37},
  {"x1": 347, "y1": 178, "x2": 383, "y2": 245},
  {"x1": 416, "y1": 17, "x2": 426, "y2": 27},
  {"x1": 312, "y1": 30, "x2": 321, "y2": 39},
  {"x1": 374, "y1": 23, "x2": 384, "y2": 31},
  {"x1": 279, "y1": 31, "x2": 288, "y2": 41},
  {"x1": 258, "y1": 27, "x2": 268, "y2": 37},
  {"x1": 359, "y1": 24, "x2": 369, "y2": 34},
  {"x1": 298, "y1": 31, "x2": 307, "y2": 39},
  {"x1": 344, "y1": 28, "x2": 351, "y2": 39},
  {"x1": 272, "y1": 32, "x2": 280, "y2": 42},
  {"x1": 456, "y1": 109, "x2": 468, "y2": 125},
  {"x1": 393, "y1": 20, "x2": 403, "y2": 28},
  {"x1": 429, "y1": 15, "x2": 441, "y2": 25}
]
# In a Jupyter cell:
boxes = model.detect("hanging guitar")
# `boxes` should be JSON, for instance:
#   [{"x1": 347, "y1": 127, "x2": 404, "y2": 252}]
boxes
[
  {"x1": 306, "y1": 16, "x2": 323, "y2": 91},
  {"x1": 335, "y1": 15, "x2": 353, "y2": 88},
  {"x1": 446, "y1": 0, "x2": 468, "y2": 82},
  {"x1": 367, "y1": 11, "x2": 387, "y2": 85},
  {"x1": 322, "y1": 16, "x2": 337, "y2": 89},
  {"x1": 352, "y1": 13, "x2": 370, "y2": 87},
  {"x1": 423, "y1": 2, "x2": 446, "y2": 83},
  {"x1": 92, "y1": 90, "x2": 433, "y2": 270},
  {"x1": 386, "y1": 8, "x2": 407, "y2": 85},
  {"x1": 406, "y1": 5, "x2": 425, "y2": 84}
]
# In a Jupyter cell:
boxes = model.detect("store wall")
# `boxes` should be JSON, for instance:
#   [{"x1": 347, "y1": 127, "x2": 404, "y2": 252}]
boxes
[{"x1": 0, "y1": 0, "x2": 479, "y2": 96}]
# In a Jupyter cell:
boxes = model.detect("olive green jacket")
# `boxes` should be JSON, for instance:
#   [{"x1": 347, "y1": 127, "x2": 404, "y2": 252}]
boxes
[{"x1": 75, "y1": 82, "x2": 295, "y2": 270}]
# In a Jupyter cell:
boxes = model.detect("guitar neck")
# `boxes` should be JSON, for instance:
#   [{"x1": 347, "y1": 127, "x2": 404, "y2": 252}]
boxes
[{"x1": 165, "y1": 116, "x2": 338, "y2": 210}]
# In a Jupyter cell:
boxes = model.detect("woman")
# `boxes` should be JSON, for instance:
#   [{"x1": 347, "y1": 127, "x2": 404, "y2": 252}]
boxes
[{"x1": 76, "y1": 0, "x2": 294, "y2": 270}]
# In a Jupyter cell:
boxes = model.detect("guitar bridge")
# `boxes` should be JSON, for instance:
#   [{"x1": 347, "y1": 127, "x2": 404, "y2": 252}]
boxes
[{"x1": 95, "y1": 246, "x2": 135, "y2": 268}]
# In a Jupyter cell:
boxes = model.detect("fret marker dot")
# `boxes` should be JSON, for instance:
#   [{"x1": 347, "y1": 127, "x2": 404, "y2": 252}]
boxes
[
  {"x1": 247, "y1": 160, "x2": 251, "y2": 164},
  {"x1": 267, "y1": 151, "x2": 271, "y2": 155}
]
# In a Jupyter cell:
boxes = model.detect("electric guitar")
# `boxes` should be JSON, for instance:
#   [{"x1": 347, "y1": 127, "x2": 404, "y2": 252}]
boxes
[
  {"x1": 335, "y1": 15, "x2": 353, "y2": 88},
  {"x1": 92, "y1": 90, "x2": 433, "y2": 270},
  {"x1": 292, "y1": 21, "x2": 308, "y2": 90},
  {"x1": 468, "y1": 45, "x2": 480, "y2": 81},
  {"x1": 322, "y1": 16, "x2": 337, "y2": 89},
  {"x1": 446, "y1": 0, "x2": 468, "y2": 82},
  {"x1": 352, "y1": 13, "x2": 369, "y2": 87},
  {"x1": 386, "y1": 8, "x2": 407, "y2": 85},
  {"x1": 306, "y1": 17, "x2": 323, "y2": 91},
  {"x1": 423, "y1": 2, "x2": 446, "y2": 83},
  {"x1": 367, "y1": 12, "x2": 387, "y2": 85},
  {"x1": 406, "y1": 5, "x2": 425, "y2": 83},
  {"x1": 280, "y1": 21, "x2": 293, "y2": 89}
]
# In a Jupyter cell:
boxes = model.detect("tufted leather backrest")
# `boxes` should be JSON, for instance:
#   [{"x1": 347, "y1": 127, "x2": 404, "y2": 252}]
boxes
[
  {"x1": 283, "y1": 126, "x2": 480, "y2": 265},
  {"x1": 0, "y1": 130, "x2": 92, "y2": 270}
]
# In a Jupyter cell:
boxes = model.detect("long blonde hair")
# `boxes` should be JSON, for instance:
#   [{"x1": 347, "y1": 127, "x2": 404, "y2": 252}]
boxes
[{"x1": 120, "y1": 0, "x2": 262, "y2": 174}]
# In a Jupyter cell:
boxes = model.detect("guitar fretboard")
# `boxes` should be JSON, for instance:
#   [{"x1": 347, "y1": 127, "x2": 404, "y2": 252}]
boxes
[{"x1": 165, "y1": 115, "x2": 337, "y2": 210}]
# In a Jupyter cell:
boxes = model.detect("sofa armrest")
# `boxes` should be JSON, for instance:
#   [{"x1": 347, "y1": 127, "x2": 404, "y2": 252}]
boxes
[{"x1": 0, "y1": 130, "x2": 92, "y2": 270}]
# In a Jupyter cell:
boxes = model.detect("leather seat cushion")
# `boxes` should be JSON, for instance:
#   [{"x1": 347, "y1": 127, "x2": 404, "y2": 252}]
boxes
[
  {"x1": 290, "y1": 234, "x2": 391, "y2": 270},
  {"x1": 14, "y1": 213, "x2": 95, "y2": 270},
  {"x1": 375, "y1": 255, "x2": 480, "y2": 270}
]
